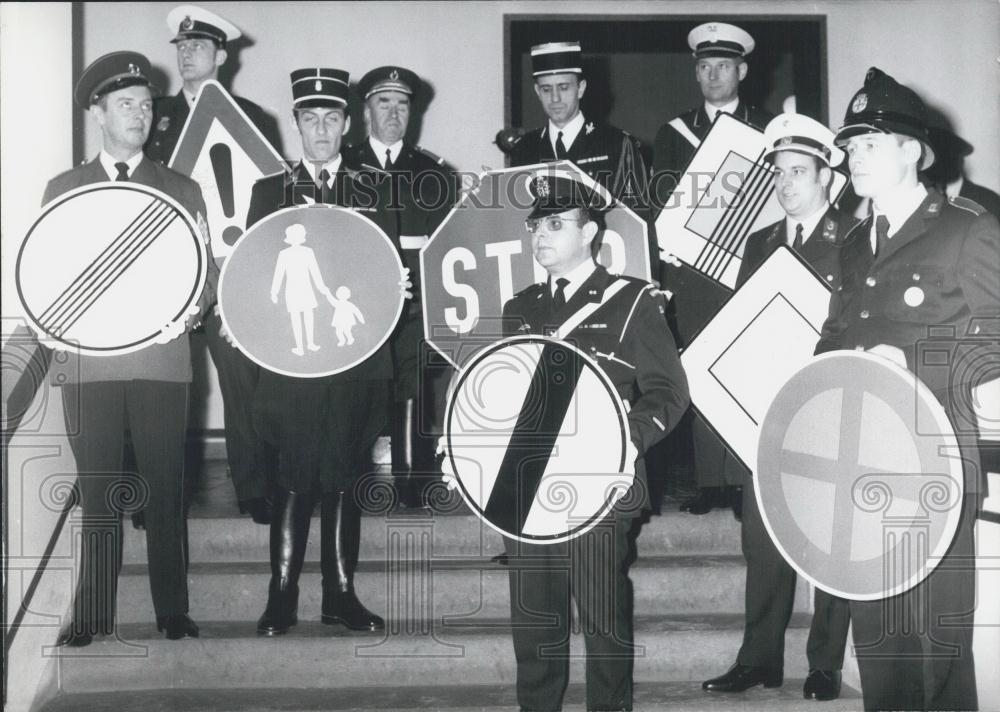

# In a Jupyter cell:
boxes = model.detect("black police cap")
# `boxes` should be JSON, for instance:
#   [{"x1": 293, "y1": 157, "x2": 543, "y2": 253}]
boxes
[
  {"x1": 527, "y1": 171, "x2": 610, "y2": 220},
  {"x1": 74, "y1": 51, "x2": 155, "y2": 109},
  {"x1": 358, "y1": 66, "x2": 420, "y2": 100}
]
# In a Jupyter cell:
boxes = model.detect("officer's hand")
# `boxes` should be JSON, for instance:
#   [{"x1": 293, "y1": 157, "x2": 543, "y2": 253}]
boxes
[
  {"x1": 154, "y1": 318, "x2": 186, "y2": 345},
  {"x1": 868, "y1": 343, "x2": 907, "y2": 369},
  {"x1": 400, "y1": 268, "x2": 414, "y2": 300},
  {"x1": 215, "y1": 307, "x2": 237, "y2": 348},
  {"x1": 436, "y1": 436, "x2": 458, "y2": 491}
]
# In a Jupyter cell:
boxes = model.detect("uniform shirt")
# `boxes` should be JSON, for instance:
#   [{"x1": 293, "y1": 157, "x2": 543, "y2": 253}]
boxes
[
  {"x1": 368, "y1": 136, "x2": 403, "y2": 169},
  {"x1": 785, "y1": 202, "x2": 830, "y2": 248},
  {"x1": 551, "y1": 258, "x2": 597, "y2": 301},
  {"x1": 98, "y1": 150, "x2": 144, "y2": 180},
  {"x1": 548, "y1": 112, "x2": 585, "y2": 156},
  {"x1": 704, "y1": 97, "x2": 740, "y2": 124},
  {"x1": 870, "y1": 182, "x2": 927, "y2": 253},
  {"x1": 300, "y1": 155, "x2": 342, "y2": 188}
]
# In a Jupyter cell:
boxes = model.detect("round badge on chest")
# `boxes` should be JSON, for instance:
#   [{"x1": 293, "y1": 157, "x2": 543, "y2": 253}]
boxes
[{"x1": 903, "y1": 286, "x2": 925, "y2": 307}]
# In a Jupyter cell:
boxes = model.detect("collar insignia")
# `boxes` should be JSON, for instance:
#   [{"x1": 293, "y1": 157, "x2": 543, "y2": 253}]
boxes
[{"x1": 585, "y1": 122, "x2": 595, "y2": 135}]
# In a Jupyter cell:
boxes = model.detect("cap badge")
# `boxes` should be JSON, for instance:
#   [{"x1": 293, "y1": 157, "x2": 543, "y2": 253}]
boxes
[
  {"x1": 533, "y1": 175, "x2": 550, "y2": 198},
  {"x1": 779, "y1": 136, "x2": 793, "y2": 146},
  {"x1": 181, "y1": 15, "x2": 193, "y2": 30},
  {"x1": 389, "y1": 69, "x2": 399, "y2": 80},
  {"x1": 127, "y1": 63, "x2": 141, "y2": 76},
  {"x1": 851, "y1": 93, "x2": 868, "y2": 114},
  {"x1": 585, "y1": 122, "x2": 595, "y2": 135},
  {"x1": 315, "y1": 79, "x2": 322, "y2": 92}
]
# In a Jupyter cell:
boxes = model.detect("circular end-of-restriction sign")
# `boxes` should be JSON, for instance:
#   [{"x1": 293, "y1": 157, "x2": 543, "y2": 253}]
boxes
[
  {"x1": 756, "y1": 351, "x2": 964, "y2": 601},
  {"x1": 220, "y1": 206, "x2": 406, "y2": 378},
  {"x1": 16, "y1": 182, "x2": 207, "y2": 355},
  {"x1": 446, "y1": 335, "x2": 633, "y2": 544}
]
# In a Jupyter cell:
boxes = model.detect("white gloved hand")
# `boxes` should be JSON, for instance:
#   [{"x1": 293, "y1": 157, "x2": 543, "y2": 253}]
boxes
[
  {"x1": 868, "y1": 343, "x2": 907, "y2": 369},
  {"x1": 436, "y1": 436, "x2": 458, "y2": 490}
]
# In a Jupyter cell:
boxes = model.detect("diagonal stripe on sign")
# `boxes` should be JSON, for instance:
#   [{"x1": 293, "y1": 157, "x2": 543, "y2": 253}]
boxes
[
  {"x1": 706, "y1": 157, "x2": 772, "y2": 279},
  {"x1": 41, "y1": 201, "x2": 177, "y2": 336},
  {"x1": 483, "y1": 341, "x2": 585, "y2": 536}
]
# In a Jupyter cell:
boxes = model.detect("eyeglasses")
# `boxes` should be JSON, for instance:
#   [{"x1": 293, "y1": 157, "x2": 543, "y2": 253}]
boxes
[{"x1": 524, "y1": 216, "x2": 583, "y2": 234}]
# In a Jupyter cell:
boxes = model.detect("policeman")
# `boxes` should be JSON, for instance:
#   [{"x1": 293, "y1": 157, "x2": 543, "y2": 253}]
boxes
[
  {"x1": 50, "y1": 52, "x2": 212, "y2": 646},
  {"x1": 507, "y1": 42, "x2": 649, "y2": 214},
  {"x1": 247, "y1": 69, "x2": 399, "y2": 636},
  {"x1": 658, "y1": 23, "x2": 775, "y2": 517},
  {"x1": 140, "y1": 4, "x2": 283, "y2": 528},
  {"x1": 652, "y1": 22, "x2": 774, "y2": 206},
  {"x1": 146, "y1": 4, "x2": 281, "y2": 164},
  {"x1": 817, "y1": 67, "x2": 999, "y2": 711},
  {"x1": 499, "y1": 172, "x2": 690, "y2": 711},
  {"x1": 344, "y1": 66, "x2": 457, "y2": 508},
  {"x1": 703, "y1": 113, "x2": 852, "y2": 700}
]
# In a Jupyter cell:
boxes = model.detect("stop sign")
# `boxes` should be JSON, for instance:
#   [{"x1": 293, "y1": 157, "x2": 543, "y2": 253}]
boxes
[{"x1": 420, "y1": 160, "x2": 652, "y2": 368}]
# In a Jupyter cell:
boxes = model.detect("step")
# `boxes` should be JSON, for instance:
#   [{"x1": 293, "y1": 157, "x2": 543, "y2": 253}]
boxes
[
  {"x1": 114, "y1": 555, "x2": 808, "y2": 624},
  {"x1": 40, "y1": 680, "x2": 862, "y2": 712},
  {"x1": 54, "y1": 614, "x2": 819, "y2": 693},
  {"x1": 122, "y1": 508, "x2": 743, "y2": 564}
]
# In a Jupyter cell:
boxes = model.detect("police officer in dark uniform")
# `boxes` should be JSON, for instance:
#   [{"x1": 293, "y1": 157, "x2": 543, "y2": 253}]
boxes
[
  {"x1": 141, "y1": 4, "x2": 283, "y2": 528},
  {"x1": 343, "y1": 66, "x2": 457, "y2": 508},
  {"x1": 653, "y1": 22, "x2": 774, "y2": 517},
  {"x1": 817, "y1": 67, "x2": 999, "y2": 711},
  {"x1": 145, "y1": 5, "x2": 281, "y2": 164},
  {"x1": 703, "y1": 114, "x2": 852, "y2": 700},
  {"x1": 499, "y1": 172, "x2": 690, "y2": 712},
  {"x1": 246, "y1": 69, "x2": 402, "y2": 636},
  {"x1": 507, "y1": 42, "x2": 649, "y2": 214}
]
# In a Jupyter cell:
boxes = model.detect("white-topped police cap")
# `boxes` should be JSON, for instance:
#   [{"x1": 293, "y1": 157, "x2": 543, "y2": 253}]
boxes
[
  {"x1": 530, "y1": 42, "x2": 583, "y2": 77},
  {"x1": 688, "y1": 22, "x2": 755, "y2": 59},
  {"x1": 763, "y1": 113, "x2": 844, "y2": 167},
  {"x1": 167, "y1": 5, "x2": 241, "y2": 46},
  {"x1": 290, "y1": 68, "x2": 350, "y2": 108}
]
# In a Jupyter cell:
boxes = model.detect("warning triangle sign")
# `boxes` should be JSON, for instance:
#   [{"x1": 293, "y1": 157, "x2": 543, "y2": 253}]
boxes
[{"x1": 169, "y1": 80, "x2": 286, "y2": 261}]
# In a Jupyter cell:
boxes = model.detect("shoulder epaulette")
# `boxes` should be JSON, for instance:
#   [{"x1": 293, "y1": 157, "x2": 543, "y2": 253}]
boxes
[
  {"x1": 414, "y1": 145, "x2": 445, "y2": 166},
  {"x1": 514, "y1": 282, "x2": 546, "y2": 298},
  {"x1": 948, "y1": 194, "x2": 986, "y2": 216}
]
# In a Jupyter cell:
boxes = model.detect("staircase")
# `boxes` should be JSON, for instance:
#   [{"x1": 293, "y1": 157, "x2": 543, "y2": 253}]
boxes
[{"x1": 41, "y1": 459, "x2": 860, "y2": 711}]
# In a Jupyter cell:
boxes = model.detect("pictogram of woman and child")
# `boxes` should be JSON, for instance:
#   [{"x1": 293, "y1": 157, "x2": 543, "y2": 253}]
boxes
[{"x1": 270, "y1": 223, "x2": 365, "y2": 355}]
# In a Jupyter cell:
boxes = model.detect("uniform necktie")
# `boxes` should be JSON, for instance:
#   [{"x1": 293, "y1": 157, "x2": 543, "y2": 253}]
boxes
[
  {"x1": 552, "y1": 277, "x2": 569, "y2": 311},
  {"x1": 384, "y1": 148, "x2": 393, "y2": 170},
  {"x1": 315, "y1": 165, "x2": 332, "y2": 203},
  {"x1": 874, "y1": 214, "x2": 890, "y2": 257},
  {"x1": 792, "y1": 223, "x2": 804, "y2": 251},
  {"x1": 556, "y1": 131, "x2": 568, "y2": 159},
  {"x1": 114, "y1": 162, "x2": 129, "y2": 181}
]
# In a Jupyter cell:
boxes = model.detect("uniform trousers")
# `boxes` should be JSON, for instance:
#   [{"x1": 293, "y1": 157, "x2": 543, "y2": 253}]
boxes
[
  {"x1": 252, "y1": 372, "x2": 388, "y2": 493},
  {"x1": 62, "y1": 380, "x2": 189, "y2": 628},
  {"x1": 505, "y1": 512, "x2": 634, "y2": 712},
  {"x1": 738, "y1": 478, "x2": 851, "y2": 670},
  {"x1": 204, "y1": 311, "x2": 274, "y2": 501}
]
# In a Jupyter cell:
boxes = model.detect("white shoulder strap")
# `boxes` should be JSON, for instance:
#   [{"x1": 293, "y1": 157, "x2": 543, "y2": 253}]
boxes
[
  {"x1": 668, "y1": 116, "x2": 701, "y2": 150},
  {"x1": 553, "y1": 279, "x2": 630, "y2": 340}
]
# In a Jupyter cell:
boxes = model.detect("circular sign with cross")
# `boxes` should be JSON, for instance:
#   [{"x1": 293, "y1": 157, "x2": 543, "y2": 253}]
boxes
[{"x1": 756, "y1": 351, "x2": 965, "y2": 600}]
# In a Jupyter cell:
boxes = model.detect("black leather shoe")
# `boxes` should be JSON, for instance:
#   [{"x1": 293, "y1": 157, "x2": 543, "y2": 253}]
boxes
[
  {"x1": 157, "y1": 614, "x2": 199, "y2": 640},
  {"x1": 131, "y1": 510, "x2": 146, "y2": 530},
  {"x1": 702, "y1": 663, "x2": 783, "y2": 692},
  {"x1": 257, "y1": 587, "x2": 299, "y2": 636},
  {"x1": 321, "y1": 591, "x2": 385, "y2": 631},
  {"x1": 55, "y1": 628, "x2": 93, "y2": 648},
  {"x1": 680, "y1": 487, "x2": 725, "y2": 515},
  {"x1": 239, "y1": 496, "x2": 274, "y2": 525},
  {"x1": 803, "y1": 669, "x2": 841, "y2": 700}
]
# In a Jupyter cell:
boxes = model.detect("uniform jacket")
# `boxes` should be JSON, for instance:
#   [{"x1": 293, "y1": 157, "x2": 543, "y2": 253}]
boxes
[
  {"x1": 652, "y1": 101, "x2": 774, "y2": 209},
  {"x1": 816, "y1": 189, "x2": 1000, "y2": 406},
  {"x1": 343, "y1": 140, "x2": 456, "y2": 297},
  {"x1": 145, "y1": 89, "x2": 282, "y2": 165},
  {"x1": 502, "y1": 265, "x2": 691, "y2": 513},
  {"x1": 736, "y1": 206, "x2": 853, "y2": 290},
  {"x1": 510, "y1": 118, "x2": 650, "y2": 213},
  {"x1": 42, "y1": 156, "x2": 217, "y2": 384},
  {"x1": 246, "y1": 160, "x2": 399, "y2": 381}
]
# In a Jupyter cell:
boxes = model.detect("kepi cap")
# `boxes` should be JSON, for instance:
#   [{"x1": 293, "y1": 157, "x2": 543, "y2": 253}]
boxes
[
  {"x1": 835, "y1": 67, "x2": 935, "y2": 170},
  {"x1": 688, "y1": 22, "x2": 754, "y2": 59},
  {"x1": 167, "y1": 5, "x2": 241, "y2": 46},
  {"x1": 526, "y1": 170, "x2": 610, "y2": 220},
  {"x1": 291, "y1": 68, "x2": 350, "y2": 109},
  {"x1": 359, "y1": 66, "x2": 420, "y2": 100},
  {"x1": 530, "y1": 42, "x2": 583, "y2": 77},
  {"x1": 763, "y1": 113, "x2": 844, "y2": 167},
  {"x1": 74, "y1": 51, "x2": 155, "y2": 109}
]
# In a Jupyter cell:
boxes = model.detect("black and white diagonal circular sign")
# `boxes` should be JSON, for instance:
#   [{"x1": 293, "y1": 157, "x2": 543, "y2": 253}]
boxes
[{"x1": 446, "y1": 336, "x2": 632, "y2": 544}]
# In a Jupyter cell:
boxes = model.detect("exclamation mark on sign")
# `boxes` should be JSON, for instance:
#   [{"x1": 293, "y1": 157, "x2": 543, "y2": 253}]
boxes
[{"x1": 210, "y1": 143, "x2": 243, "y2": 246}]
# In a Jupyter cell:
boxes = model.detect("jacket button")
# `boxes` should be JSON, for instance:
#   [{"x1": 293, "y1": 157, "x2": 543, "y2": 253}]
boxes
[
  {"x1": 865, "y1": 277, "x2": 877, "y2": 287},
  {"x1": 860, "y1": 310, "x2": 870, "y2": 319},
  {"x1": 827, "y1": 274, "x2": 834, "y2": 282},
  {"x1": 913, "y1": 273, "x2": 921, "y2": 281}
]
